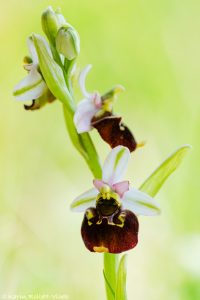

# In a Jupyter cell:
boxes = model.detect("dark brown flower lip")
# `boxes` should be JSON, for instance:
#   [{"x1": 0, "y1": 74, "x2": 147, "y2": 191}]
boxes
[
  {"x1": 81, "y1": 208, "x2": 139, "y2": 254},
  {"x1": 91, "y1": 114, "x2": 138, "y2": 152}
]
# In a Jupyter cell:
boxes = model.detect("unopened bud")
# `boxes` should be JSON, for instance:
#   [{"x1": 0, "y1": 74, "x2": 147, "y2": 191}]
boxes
[
  {"x1": 56, "y1": 26, "x2": 80, "y2": 60},
  {"x1": 41, "y1": 6, "x2": 66, "y2": 45}
]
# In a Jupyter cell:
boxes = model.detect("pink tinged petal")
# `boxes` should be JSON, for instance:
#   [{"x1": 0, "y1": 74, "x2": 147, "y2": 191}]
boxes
[
  {"x1": 92, "y1": 92, "x2": 102, "y2": 109},
  {"x1": 93, "y1": 179, "x2": 106, "y2": 191},
  {"x1": 27, "y1": 36, "x2": 39, "y2": 64},
  {"x1": 102, "y1": 146, "x2": 131, "y2": 185},
  {"x1": 13, "y1": 67, "x2": 47, "y2": 101},
  {"x1": 70, "y1": 188, "x2": 98, "y2": 212},
  {"x1": 74, "y1": 98, "x2": 98, "y2": 133},
  {"x1": 79, "y1": 64, "x2": 93, "y2": 98},
  {"x1": 122, "y1": 188, "x2": 161, "y2": 216},
  {"x1": 112, "y1": 180, "x2": 129, "y2": 198}
]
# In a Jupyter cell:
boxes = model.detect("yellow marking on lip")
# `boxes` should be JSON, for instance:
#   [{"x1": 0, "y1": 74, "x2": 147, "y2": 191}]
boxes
[
  {"x1": 93, "y1": 246, "x2": 109, "y2": 253},
  {"x1": 86, "y1": 209, "x2": 94, "y2": 220}
]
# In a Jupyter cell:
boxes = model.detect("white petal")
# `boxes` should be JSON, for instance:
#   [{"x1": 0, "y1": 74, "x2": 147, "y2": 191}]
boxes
[
  {"x1": 122, "y1": 188, "x2": 161, "y2": 216},
  {"x1": 13, "y1": 67, "x2": 47, "y2": 101},
  {"x1": 70, "y1": 188, "x2": 98, "y2": 212},
  {"x1": 79, "y1": 64, "x2": 93, "y2": 98},
  {"x1": 27, "y1": 37, "x2": 39, "y2": 64},
  {"x1": 74, "y1": 98, "x2": 98, "y2": 133},
  {"x1": 102, "y1": 146, "x2": 130, "y2": 185}
]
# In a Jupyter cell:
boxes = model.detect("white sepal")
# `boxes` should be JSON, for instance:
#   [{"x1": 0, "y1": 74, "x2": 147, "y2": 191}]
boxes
[
  {"x1": 13, "y1": 67, "x2": 47, "y2": 101},
  {"x1": 27, "y1": 36, "x2": 39, "y2": 65},
  {"x1": 102, "y1": 146, "x2": 130, "y2": 185},
  {"x1": 122, "y1": 188, "x2": 161, "y2": 216},
  {"x1": 74, "y1": 98, "x2": 98, "y2": 133},
  {"x1": 79, "y1": 64, "x2": 92, "y2": 98},
  {"x1": 70, "y1": 188, "x2": 98, "y2": 212}
]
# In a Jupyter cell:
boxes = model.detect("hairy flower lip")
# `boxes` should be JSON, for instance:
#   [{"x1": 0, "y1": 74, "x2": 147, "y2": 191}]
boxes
[
  {"x1": 92, "y1": 115, "x2": 138, "y2": 152},
  {"x1": 81, "y1": 208, "x2": 139, "y2": 254}
]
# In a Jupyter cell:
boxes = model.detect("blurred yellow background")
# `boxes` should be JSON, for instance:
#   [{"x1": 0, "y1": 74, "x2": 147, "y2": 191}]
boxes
[{"x1": 0, "y1": 0, "x2": 199, "y2": 299}]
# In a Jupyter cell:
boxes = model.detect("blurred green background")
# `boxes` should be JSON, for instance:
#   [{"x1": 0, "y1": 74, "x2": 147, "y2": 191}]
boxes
[{"x1": 0, "y1": 0, "x2": 199, "y2": 299}]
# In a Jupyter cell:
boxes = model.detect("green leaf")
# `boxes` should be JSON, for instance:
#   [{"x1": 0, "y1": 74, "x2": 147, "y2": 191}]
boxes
[
  {"x1": 140, "y1": 144, "x2": 191, "y2": 197},
  {"x1": 32, "y1": 34, "x2": 75, "y2": 114},
  {"x1": 115, "y1": 255, "x2": 127, "y2": 300}
]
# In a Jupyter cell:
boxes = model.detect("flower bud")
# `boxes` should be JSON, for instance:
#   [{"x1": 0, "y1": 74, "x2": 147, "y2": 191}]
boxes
[
  {"x1": 41, "y1": 6, "x2": 66, "y2": 45},
  {"x1": 56, "y1": 26, "x2": 80, "y2": 60}
]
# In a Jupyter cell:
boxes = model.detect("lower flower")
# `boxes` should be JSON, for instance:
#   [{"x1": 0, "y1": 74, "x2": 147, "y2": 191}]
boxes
[
  {"x1": 71, "y1": 146, "x2": 160, "y2": 254},
  {"x1": 81, "y1": 208, "x2": 139, "y2": 253}
]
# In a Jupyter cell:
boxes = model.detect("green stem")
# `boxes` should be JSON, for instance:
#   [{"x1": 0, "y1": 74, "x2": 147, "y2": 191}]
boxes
[{"x1": 104, "y1": 253, "x2": 119, "y2": 300}]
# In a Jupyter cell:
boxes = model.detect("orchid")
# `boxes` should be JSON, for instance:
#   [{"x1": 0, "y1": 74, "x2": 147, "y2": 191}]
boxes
[
  {"x1": 74, "y1": 65, "x2": 138, "y2": 152},
  {"x1": 71, "y1": 146, "x2": 160, "y2": 253},
  {"x1": 13, "y1": 7, "x2": 191, "y2": 300},
  {"x1": 13, "y1": 36, "x2": 55, "y2": 110}
]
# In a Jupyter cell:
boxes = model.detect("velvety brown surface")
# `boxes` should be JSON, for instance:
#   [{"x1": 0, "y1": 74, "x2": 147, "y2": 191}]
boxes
[
  {"x1": 92, "y1": 115, "x2": 137, "y2": 152},
  {"x1": 81, "y1": 208, "x2": 139, "y2": 253}
]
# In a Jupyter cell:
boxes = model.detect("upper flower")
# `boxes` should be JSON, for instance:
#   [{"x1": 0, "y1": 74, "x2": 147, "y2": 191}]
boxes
[
  {"x1": 74, "y1": 66, "x2": 138, "y2": 152},
  {"x1": 74, "y1": 64, "x2": 104, "y2": 133},
  {"x1": 71, "y1": 146, "x2": 160, "y2": 253},
  {"x1": 13, "y1": 37, "x2": 55, "y2": 110}
]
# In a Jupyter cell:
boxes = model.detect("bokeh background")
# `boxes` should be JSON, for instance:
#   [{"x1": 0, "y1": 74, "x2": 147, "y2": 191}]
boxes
[{"x1": 0, "y1": 0, "x2": 199, "y2": 299}]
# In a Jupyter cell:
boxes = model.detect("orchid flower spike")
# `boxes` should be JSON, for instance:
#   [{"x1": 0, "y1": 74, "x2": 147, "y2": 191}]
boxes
[
  {"x1": 13, "y1": 37, "x2": 56, "y2": 110},
  {"x1": 74, "y1": 66, "x2": 138, "y2": 152},
  {"x1": 71, "y1": 146, "x2": 160, "y2": 254}
]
